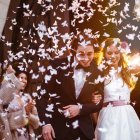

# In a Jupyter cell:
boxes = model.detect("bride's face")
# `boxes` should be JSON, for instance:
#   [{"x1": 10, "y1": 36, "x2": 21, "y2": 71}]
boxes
[{"x1": 105, "y1": 45, "x2": 121, "y2": 68}]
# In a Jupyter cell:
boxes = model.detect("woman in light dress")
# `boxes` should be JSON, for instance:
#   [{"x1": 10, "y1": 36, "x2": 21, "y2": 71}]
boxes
[
  {"x1": 8, "y1": 70, "x2": 40, "y2": 140},
  {"x1": 95, "y1": 38, "x2": 140, "y2": 140},
  {"x1": 0, "y1": 65, "x2": 23, "y2": 140}
]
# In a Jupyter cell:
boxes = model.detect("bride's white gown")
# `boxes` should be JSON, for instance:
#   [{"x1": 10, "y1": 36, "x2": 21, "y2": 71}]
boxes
[{"x1": 95, "y1": 75, "x2": 140, "y2": 140}]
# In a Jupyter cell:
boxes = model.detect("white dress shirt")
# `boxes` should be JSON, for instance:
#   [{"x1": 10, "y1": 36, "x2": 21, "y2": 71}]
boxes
[
  {"x1": 72, "y1": 58, "x2": 88, "y2": 99},
  {"x1": 73, "y1": 68, "x2": 87, "y2": 99}
]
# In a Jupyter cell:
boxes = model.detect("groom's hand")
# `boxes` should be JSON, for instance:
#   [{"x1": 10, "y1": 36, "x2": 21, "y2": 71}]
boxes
[
  {"x1": 42, "y1": 124, "x2": 55, "y2": 140},
  {"x1": 63, "y1": 105, "x2": 80, "y2": 118}
]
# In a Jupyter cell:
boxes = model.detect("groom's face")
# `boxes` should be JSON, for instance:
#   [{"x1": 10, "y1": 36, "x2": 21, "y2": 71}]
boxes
[{"x1": 75, "y1": 45, "x2": 94, "y2": 67}]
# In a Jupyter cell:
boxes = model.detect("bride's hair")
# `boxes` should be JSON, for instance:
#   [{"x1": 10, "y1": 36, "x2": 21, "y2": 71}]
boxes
[{"x1": 98, "y1": 38, "x2": 135, "y2": 89}]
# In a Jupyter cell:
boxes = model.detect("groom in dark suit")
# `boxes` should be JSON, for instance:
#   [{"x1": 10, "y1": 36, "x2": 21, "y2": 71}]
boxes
[{"x1": 39, "y1": 32, "x2": 103, "y2": 140}]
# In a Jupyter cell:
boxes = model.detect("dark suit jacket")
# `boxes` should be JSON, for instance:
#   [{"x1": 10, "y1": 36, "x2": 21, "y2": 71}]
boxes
[
  {"x1": 38, "y1": 57, "x2": 103, "y2": 139},
  {"x1": 131, "y1": 78, "x2": 140, "y2": 119}
]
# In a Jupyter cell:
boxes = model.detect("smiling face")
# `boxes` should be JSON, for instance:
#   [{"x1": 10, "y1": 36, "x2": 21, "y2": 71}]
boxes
[
  {"x1": 17, "y1": 73, "x2": 28, "y2": 90},
  {"x1": 75, "y1": 45, "x2": 94, "y2": 67},
  {"x1": 105, "y1": 45, "x2": 121, "y2": 69}
]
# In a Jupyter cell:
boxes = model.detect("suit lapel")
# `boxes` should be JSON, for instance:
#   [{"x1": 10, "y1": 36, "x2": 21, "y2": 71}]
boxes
[
  {"x1": 77, "y1": 72, "x2": 92, "y2": 100},
  {"x1": 66, "y1": 70, "x2": 76, "y2": 100},
  {"x1": 60, "y1": 64, "x2": 76, "y2": 101}
]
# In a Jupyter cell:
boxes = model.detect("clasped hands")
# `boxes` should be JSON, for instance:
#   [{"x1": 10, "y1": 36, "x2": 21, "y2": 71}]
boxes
[
  {"x1": 42, "y1": 92, "x2": 102, "y2": 140},
  {"x1": 63, "y1": 92, "x2": 102, "y2": 118},
  {"x1": 25, "y1": 100, "x2": 36, "y2": 115},
  {"x1": 92, "y1": 91, "x2": 102, "y2": 104},
  {"x1": 63, "y1": 105, "x2": 80, "y2": 118}
]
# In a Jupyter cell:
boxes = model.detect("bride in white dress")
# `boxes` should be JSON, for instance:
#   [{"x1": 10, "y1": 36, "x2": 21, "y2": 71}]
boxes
[{"x1": 95, "y1": 38, "x2": 140, "y2": 140}]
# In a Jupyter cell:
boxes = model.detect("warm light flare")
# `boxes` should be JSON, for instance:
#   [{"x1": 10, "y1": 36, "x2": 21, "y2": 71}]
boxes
[{"x1": 127, "y1": 53, "x2": 140, "y2": 69}]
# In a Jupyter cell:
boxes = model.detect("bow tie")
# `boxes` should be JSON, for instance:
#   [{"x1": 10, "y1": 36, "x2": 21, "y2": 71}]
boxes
[{"x1": 75, "y1": 64, "x2": 91, "y2": 72}]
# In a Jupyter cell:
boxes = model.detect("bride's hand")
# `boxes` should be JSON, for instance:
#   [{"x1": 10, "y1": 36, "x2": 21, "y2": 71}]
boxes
[{"x1": 92, "y1": 92, "x2": 102, "y2": 104}]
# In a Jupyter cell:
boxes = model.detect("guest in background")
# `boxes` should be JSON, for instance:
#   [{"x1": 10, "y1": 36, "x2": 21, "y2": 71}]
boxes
[{"x1": 0, "y1": 65, "x2": 23, "y2": 140}]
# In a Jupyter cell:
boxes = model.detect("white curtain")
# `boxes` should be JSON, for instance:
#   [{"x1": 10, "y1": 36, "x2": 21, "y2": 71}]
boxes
[{"x1": 0, "y1": 0, "x2": 10, "y2": 37}]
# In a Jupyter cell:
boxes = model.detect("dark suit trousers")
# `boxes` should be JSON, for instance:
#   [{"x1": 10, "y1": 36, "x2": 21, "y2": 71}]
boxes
[{"x1": 54, "y1": 127, "x2": 92, "y2": 140}]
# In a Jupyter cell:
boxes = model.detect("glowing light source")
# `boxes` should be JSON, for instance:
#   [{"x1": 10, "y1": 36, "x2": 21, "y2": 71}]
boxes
[{"x1": 127, "y1": 53, "x2": 140, "y2": 69}]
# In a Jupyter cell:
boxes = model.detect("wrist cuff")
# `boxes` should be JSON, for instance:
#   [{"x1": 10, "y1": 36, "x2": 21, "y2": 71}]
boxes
[{"x1": 77, "y1": 103, "x2": 82, "y2": 110}]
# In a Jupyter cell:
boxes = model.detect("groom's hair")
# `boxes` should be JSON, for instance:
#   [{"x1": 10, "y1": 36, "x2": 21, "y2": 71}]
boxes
[{"x1": 70, "y1": 32, "x2": 100, "y2": 55}]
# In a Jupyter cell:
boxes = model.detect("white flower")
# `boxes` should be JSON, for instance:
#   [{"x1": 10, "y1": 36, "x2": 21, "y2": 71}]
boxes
[
  {"x1": 32, "y1": 74, "x2": 39, "y2": 79},
  {"x1": 109, "y1": 67, "x2": 117, "y2": 76},
  {"x1": 44, "y1": 75, "x2": 52, "y2": 83},
  {"x1": 61, "y1": 33, "x2": 71, "y2": 43},
  {"x1": 37, "y1": 22, "x2": 47, "y2": 40},
  {"x1": 103, "y1": 32, "x2": 110, "y2": 37},
  {"x1": 32, "y1": 92, "x2": 38, "y2": 97},
  {"x1": 126, "y1": 33, "x2": 135, "y2": 40},
  {"x1": 94, "y1": 75, "x2": 104, "y2": 84},
  {"x1": 98, "y1": 63, "x2": 106, "y2": 71},
  {"x1": 72, "y1": 120, "x2": 79, "y2": 129},
  {"x1": 17, "y1": 128, "x2": 26, "y2": 135},
  {"x1": 66, "y1": 122, "x2": 70, "y2": 127},
  {"x1": 23, "y1": 3, "x2": 29, "y2": 9},
  {"x1": 61, "y1": 21, "x2": 68, "y2": 27},
  {"x1": 14, "y1": 115, "x2": 20, "y2": 120},
  {"x1": 46, "y1": 104, "x2": 54, "y2": 112},
  {"x1": 56, "y1": 79, "x2": 61, "y2": 84},
  {"x1": 30, "y1": 133, "x2": 35, "y2": 138},
  {"x1": 78, "y1": 40, "x2": 91, "y2": 47},
  {"x1": 58, "y1": 108, "x2": 63, "y2": 114},
  {"x1": 123, "y1": 2, "x2": 130, "y2": 13},
  {"x1": 39, "y1": 66, "x2": 46, "y2": 73},
  {"x1": 37, "y1": 86, "x2": 41, "y2": 91},
  {"x1": 49, "y1": 93, "x2": 57, "y2": 98},
  {"x1": 45, "y1": 113, "x2": 52, "y2": 118},
  {"x1": 40, "y1": 89, "x2": 46, "y2": 95}
]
